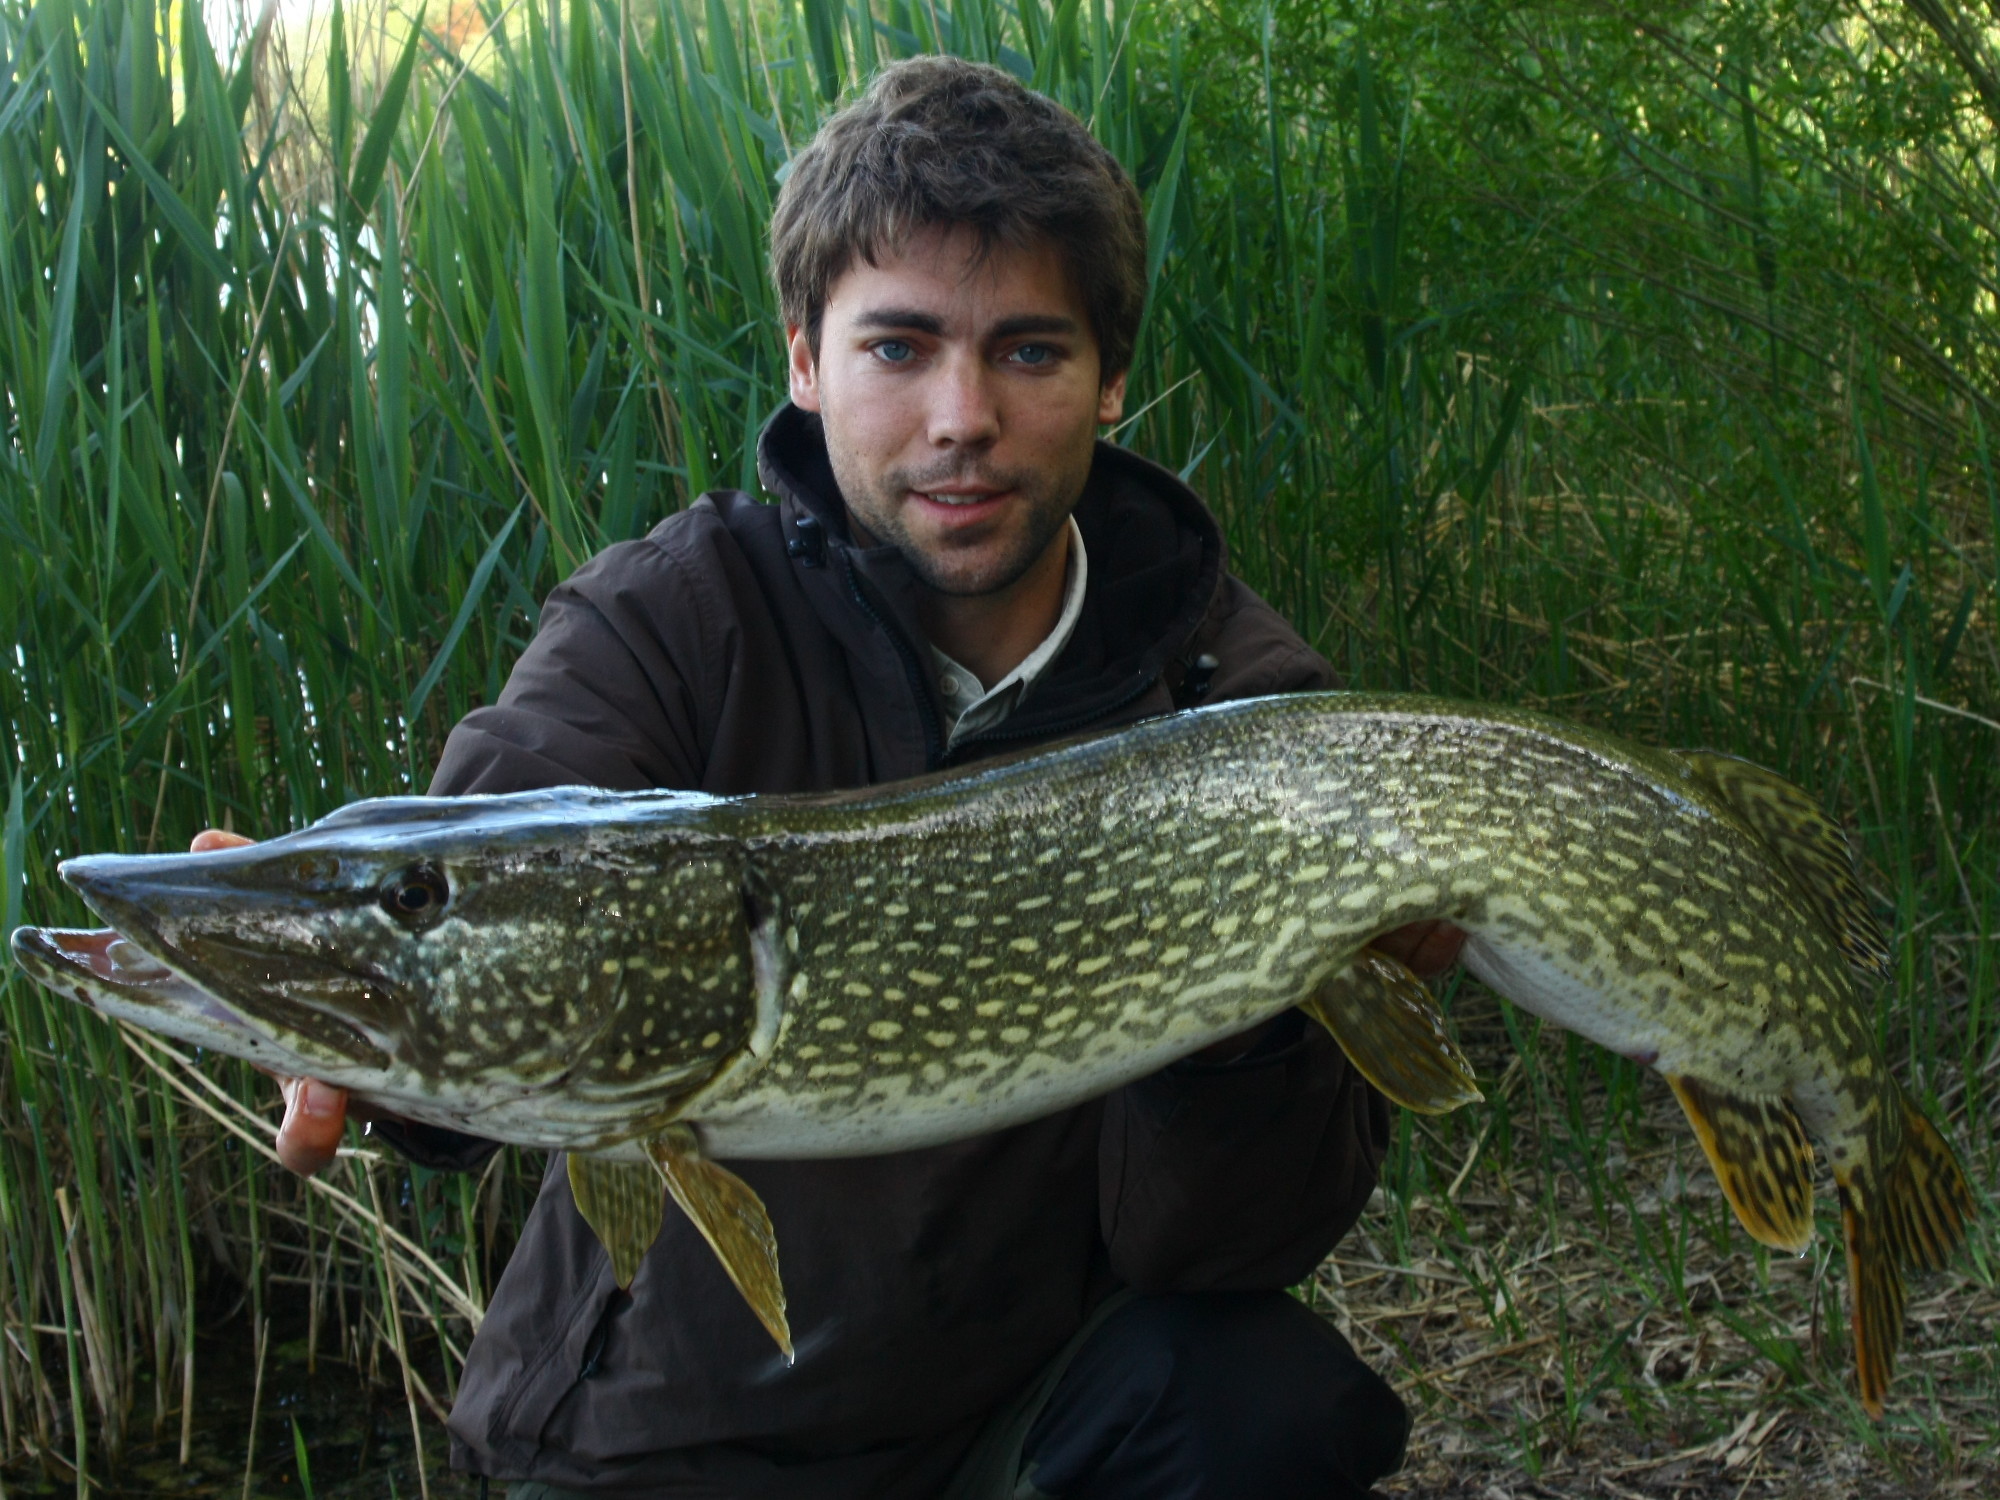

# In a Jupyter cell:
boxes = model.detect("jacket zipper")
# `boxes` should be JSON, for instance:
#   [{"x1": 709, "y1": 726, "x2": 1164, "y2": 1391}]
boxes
[{"x1": 842, "y1": 555, "x2": 945, "y2": 769}]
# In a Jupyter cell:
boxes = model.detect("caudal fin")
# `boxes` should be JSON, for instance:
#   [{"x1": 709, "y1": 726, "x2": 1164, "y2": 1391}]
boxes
[
  {"x1": 1885, "y1": 1098, "x2": 1975, "y2": 1273},
  {"x1": 1835, "y1": 1095, "x2": 1975, "y2": 1417}
]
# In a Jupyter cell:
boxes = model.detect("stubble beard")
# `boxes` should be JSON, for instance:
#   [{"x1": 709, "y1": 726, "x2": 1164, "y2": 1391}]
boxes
[{"x1": 833, "y1": 451, "x2": 1088, "y2": 598}]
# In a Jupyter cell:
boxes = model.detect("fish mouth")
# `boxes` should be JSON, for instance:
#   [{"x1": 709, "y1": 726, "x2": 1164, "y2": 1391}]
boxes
[
  {"x1": 13, "y1": 921, "x2": 393, "y2": 1072},
  {"x1": 12, "y1": 924, "x2": 275, "y2": 1045},
  {"x1": 56, "y1": 852, "x2": 399, "y2": 1067}
]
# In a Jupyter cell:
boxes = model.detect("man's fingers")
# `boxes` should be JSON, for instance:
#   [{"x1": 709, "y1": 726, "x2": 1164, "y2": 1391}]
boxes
[
  {"x1": 276, "y1": 1077, "x2": 348, "y2": 1177},
  {"x1": 191, "y1": 828, "x2": 255, "y2": 853},
  {"x1": 189, "y1": 834, "x2": 348, "y2": 1175},
  {"x1": 1374, "y1": 919, "x2": 1468, "y2": 980}
]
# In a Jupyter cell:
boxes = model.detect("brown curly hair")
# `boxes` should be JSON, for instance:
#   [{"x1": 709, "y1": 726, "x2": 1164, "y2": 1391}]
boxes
[{"x1": 770, "y1": 56, "x2": 1148, "y2": 382}]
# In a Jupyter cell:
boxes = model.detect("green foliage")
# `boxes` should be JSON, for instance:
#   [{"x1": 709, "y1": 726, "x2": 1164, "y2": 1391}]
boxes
[{"x1": 0, "y1": 0, "x2": 1994, "y2": 1482}]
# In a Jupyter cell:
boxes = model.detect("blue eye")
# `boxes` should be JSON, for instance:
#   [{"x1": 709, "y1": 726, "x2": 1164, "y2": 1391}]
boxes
[
  {"x1": 873, "y1": 340, "x2": 914, "y2": 363},
  {"x1": 1013, "y1": 344, "x2": 1054, "y2": 366}
]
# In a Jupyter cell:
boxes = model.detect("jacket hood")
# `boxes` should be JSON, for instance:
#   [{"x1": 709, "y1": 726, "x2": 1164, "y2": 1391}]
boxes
[{"x1": 754, "y1": 403, "x2": 1226, "y2": 758}]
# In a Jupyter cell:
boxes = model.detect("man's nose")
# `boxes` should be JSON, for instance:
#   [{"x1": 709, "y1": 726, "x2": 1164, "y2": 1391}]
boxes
[{"x1": 925, "y1": 351, "x2": 1000, "y2": 447}]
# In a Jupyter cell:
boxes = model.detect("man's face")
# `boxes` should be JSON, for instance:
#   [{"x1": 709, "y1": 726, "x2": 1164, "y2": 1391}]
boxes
[{"x1": 788, "y1": 226, "x2": 1127, "y2": 596}]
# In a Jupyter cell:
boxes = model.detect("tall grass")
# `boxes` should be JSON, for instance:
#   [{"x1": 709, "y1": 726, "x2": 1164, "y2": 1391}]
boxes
[{"x1": 0, "y1": 0, "x2": 1994, "y2": 1487}]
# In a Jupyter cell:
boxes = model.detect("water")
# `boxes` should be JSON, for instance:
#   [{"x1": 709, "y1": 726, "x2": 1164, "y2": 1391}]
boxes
[{"x1": 2, "y1": 1287, "x2": 479, "y2": 1498}]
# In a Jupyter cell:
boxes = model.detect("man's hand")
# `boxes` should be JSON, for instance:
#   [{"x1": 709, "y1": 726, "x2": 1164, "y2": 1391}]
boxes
[
  {"x1": 1369, "y1": 919, "x2": 1466, "y2": 981},
  {"x1": 190, "y1": 828, "x2": 351, "y2": 1177}
]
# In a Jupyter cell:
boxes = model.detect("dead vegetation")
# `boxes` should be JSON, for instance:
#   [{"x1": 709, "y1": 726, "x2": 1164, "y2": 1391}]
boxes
[{"x1": 1318, "y1": 984, "x2": 2000, "y2": 1499}]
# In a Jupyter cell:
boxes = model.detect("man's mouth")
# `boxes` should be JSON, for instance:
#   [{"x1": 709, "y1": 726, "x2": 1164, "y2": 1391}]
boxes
[{"x1": 911, "y1": 486, "x2": 1009, "y2": 514}]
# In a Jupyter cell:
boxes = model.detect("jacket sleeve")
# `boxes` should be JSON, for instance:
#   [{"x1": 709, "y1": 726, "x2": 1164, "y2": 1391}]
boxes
[
  {"x1": 1098, "y1": 574, "x2": 1392, "y2": 1290},
  {"x1": 429, "y1": 535, "x2": 715, "y2": 797},
  {"x1": 373, "y1": 535, "x2": 715, "y2": 1171}
]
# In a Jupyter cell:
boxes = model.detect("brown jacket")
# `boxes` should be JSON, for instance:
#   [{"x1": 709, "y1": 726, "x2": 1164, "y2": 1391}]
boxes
[{"x1": 430, "y1": 406, "x2": 1389, "y2": 1498}]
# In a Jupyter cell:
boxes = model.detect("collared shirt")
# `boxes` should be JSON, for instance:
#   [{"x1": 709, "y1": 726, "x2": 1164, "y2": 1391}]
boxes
[{"x1": 927, "y1": 517, "x2": 1089, "y2": 752}]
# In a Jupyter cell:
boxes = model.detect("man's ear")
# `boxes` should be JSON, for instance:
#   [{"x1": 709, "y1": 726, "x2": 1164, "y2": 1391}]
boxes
[
  {"x1": 1097, "y1": 369, "x2": 1128, "y2": 427},
  {"x1": 787, "y1": 323, "x2": 822, "y2": 412}
]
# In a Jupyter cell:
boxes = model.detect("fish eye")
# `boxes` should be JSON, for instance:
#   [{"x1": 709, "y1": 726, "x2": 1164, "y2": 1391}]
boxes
[{"x1": 381, "y1": 865, "x2": 449, "y2": 925}]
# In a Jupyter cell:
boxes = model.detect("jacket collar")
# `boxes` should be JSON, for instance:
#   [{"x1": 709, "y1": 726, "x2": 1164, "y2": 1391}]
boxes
[{"x1": 755, "y1": 402, "x2": 1226, "y2": 764}]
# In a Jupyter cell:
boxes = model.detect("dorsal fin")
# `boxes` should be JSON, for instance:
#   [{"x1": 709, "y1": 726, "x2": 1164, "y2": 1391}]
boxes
[{"x1": 1669, "y1": 750, "x2": 1889, "y2": 978}]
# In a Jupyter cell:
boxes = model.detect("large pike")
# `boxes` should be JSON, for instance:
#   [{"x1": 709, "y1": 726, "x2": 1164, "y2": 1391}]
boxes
[{"x1": 9, "y1": 693, "x2": 1974, "y2": 1412}]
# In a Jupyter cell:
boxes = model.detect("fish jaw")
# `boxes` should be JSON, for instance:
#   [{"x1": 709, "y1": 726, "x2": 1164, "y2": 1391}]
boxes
[
  {"x1": 6, "y1": 924, "x2": 597, "y2": 1144},
  {"x1": 10, "y1": 925, "x2": 352, "y2": 1076}
]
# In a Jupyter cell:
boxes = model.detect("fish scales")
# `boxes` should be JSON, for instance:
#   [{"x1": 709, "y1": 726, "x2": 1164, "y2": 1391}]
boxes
[
  {"x1": 9, "y1": 691, "x2": 1973, "y2": 1409},
  {"x1": 694, "y1": 700, "x2": 1857, "y2": 1162}
]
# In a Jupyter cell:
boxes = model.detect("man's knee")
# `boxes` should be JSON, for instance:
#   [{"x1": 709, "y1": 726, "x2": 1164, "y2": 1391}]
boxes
[{"x1": 1021, "y1": 1291, "x2": 1408, "y2": 1499}]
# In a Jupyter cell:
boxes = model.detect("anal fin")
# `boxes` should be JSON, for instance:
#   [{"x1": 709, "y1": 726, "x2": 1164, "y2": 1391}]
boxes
[
  {"x1": 1665, "y1": 1074, "x2": 1815, "y2": 1254},
  {"x1": 646, "y1": 1124, "x2": 793, "y2": 1362},
  {"x1": 1300, "y1": 949, "x2": 1482, "y2": 1115},
  {"x1": 568, "y1": 1154, "x2": 667, "y2": 1289}
]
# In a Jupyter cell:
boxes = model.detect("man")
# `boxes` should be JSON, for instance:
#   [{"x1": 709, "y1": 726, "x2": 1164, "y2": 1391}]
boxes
[{"x1": 232, "y1": 55, "x2": 1463, "y2": 1498}]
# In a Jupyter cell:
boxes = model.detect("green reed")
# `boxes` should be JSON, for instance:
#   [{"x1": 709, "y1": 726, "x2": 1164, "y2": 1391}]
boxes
[{"x1": 1, "y1": 0, "x2": 1995, "y2": 1485}]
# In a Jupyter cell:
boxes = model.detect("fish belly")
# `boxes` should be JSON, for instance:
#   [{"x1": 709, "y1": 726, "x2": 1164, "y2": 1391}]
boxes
[{"x1": 1463, "y1": 933, "x2": 1684, "y2": 1072}]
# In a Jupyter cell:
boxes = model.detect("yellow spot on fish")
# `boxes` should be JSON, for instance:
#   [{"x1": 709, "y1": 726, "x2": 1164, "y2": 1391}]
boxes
[{"x1": 867, "y1": 1021, "x2": 903, "y2": 1041}]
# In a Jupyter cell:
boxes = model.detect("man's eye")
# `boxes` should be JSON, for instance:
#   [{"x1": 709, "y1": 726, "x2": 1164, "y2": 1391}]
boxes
[
  {"x1": 1011, "y1": 344, "x2": 1057, "y2": 367},
  {"x1": 872, "y1": 340, "x2": 915, "y2": 364}
]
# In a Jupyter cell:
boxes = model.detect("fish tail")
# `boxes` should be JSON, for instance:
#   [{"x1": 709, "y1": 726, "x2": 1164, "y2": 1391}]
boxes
[
  {"x1": 1833, "y1": 1165, "x2": 1903, "y2": 1419},
  {"x1": 1883, "y1": 1094, "x2": 1975, "y2": 1275},
  {"x1": 1835, "y1": 1091, "x2": 1974, "y2": 1417}
]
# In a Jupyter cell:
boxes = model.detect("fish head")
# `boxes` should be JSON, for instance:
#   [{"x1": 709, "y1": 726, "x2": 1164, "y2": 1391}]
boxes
[{"x1": 30, "y1": 789, "x2": 759, "y2": 1131}]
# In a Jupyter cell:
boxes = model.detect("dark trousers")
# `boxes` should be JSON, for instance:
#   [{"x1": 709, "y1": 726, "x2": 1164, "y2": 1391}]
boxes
[
  {"x1": 1009, "y1": 1290, "x2": 1405, "y2": 1500},
  {"x1": 509, "y1": 1290, "x2": 1407, "y2": 1500}
]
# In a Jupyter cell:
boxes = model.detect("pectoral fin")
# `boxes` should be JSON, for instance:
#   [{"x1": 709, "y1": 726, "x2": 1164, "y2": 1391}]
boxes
[
  {"x1": 1300, "y1": 949, "x2": 1483, "y2": 1114},
  {"x1": 645, "y1": 1125, "x2": 793, "y2": 1361},
  {"x1": 567, "y1": 1154, "x2": 666, "y2": 1289},
  {"x1": 1665, "y1": 1073, "x2": 1816, "y2": 1254}
]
